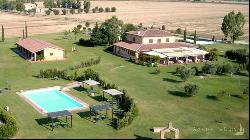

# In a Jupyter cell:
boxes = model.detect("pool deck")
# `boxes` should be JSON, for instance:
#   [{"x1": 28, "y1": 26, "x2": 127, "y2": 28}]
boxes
[{"x1": 17, "y1": 86, "x2": 89, "y2": 116}]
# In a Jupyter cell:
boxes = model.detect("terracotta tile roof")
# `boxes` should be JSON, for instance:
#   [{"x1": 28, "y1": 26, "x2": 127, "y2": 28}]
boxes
[
  {"x1": 114, "y1": 42, "x2": 142, "y2": 51},
  {"x1": 114, "y1": 42, "x2": 196, "y2": 52},
  {"x1": 127, "y1": 29, "x2": 174, "y2": 37},
  {"x1": 138, "y1": 42, "x2": 196, "y2": 51},
  {"x1": 16, "y1": 38, "x2": 64, "y2": 53}
]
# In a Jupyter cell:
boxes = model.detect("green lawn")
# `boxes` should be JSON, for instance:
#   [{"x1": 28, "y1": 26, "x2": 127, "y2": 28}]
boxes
[{"x1": 0, "y1": 33, "x2": 249, "y2": 139}]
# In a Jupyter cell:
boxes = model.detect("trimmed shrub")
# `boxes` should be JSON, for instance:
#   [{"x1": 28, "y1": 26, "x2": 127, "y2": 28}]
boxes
[
  {"x1": 62, "y1": 9, "x2": 66, "y2": 15},
  {"x1": 184, "y1": 83, "x2": 199, "y2": 96},
  {"x1": 45, "y1": 10, "x2": 51, "y2": 15},
  {"x1": 105, "y1": 7, "x2": 110, "y2": 12},
  {"x1": 0, "y1": 109, "x2": 18, "y2": 139},
  {"x1": 191, "y1": 66, "x2": 199, "y2": 76},
  {"x1": 52, "y1": 9, "x2": 60, "y2": 15},
  {"x1": 70, "y1": 9, "x2": 75, "y2": 14},
  {"x1": 92, "y1": 8, "x2": 96, "y2": 13},
  {"x1": 98, "y1": 7, "x2": 104, "y2": 12},
  {"x1": 69, "y1": 57, "x2": 101, "y2": 70},
  {"x1": 111, "y1": 7, "x2": 116, "y2": 12}
]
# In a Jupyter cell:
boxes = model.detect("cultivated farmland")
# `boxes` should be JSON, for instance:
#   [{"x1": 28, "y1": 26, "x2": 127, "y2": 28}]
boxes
[{"x1": 0, "y1": 1, "x2": 249, "y2": 40}]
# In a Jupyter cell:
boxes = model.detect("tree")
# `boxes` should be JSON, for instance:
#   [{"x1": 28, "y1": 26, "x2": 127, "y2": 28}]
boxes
[
  {"x1": 175, "y1": 28, "x2": 182, "y2": 34},
  {"x1": 138, "y1": 23, "x2": 143, "y2": 29},
  {"x1": 221, "y1": 11, "x2": 246, "y2": 43},
  {"x1": 111, "y1": 7, "x2": 116, "y2": 12},
  {"x1": 70, "y1": 8, "x2": 75, "y2": 14},
  {"x1": 184, "y1": 83, "x2": 199, "y2": 96},
  {"x1": 53, "y1": 9, "x2": 60, "y2": 15},
  {"x1": 183, "y1": 28, "x2": 187, "y2": 42},
  {"x1": 25, "y1": 22, "x2": 27, "y2": 38},
  {"x1": 180, "y1": 67, "x2": 196, "y2": 81},
  {"x1": 72, "y1": 26, "x2": 81, "y2": 40},
  {"x1": 202, "y1": 63, "x2": 217, "y2": 75},
  {"x1": 207, "y1": 48, "x2": 219, "y2": 61},
  {"x1": 83, "y1": 0, "x2": 90, "y2": 13},
  {"x1": 16, "y1": 0, "x2": 25, "y2": 12},
  {"x1": 85, "y1": 22, "x2": 90, "y2": 28},
  {"x1": 100, "y1": 16, "x2": 123, "y2": 44},
  {"x1": 56, "y1": 0, "x2": 61, "y2": 8},
  {"x1": 1, "y1": 25, "x2": 4, "y2": 42},
  {"x1": 161, "y1": 25, "x2": 166, "y2": 30},
  {"x1": 90, "y1": 22, "x2": 105, "y2": 45},
  {"x1": 43, "y1": 0, "x2": 54, "y2": 8},
  {"x1": 22, "y1": 28, "x2": 25, "y2": 39},
  {"x1": 121, "y1": 23, "x2": 137, "y2": 41},
  {"x1": 98, "y1": 7, "x2": 104, "y2": 12},
  {"x1": 105, "y1": 7, "x2": 110, "y2": 12},
  {"x1": 194, "y1": 30, "x2": 197, "y2": 44}
]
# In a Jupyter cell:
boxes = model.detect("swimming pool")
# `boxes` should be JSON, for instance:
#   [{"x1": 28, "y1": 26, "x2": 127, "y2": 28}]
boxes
[{"x1": 20, "y1": 86, "x2": 88, "y2": 113}]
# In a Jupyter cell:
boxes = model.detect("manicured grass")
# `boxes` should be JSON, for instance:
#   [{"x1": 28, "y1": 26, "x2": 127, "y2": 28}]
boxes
[{"x1": 0, "y1": 34, "x2": 248, "y2": 139}]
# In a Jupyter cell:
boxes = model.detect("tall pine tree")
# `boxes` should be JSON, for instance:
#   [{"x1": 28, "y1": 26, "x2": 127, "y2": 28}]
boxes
[{"x1": 1, "y1": 25, "x2": 4, "y2": 42}]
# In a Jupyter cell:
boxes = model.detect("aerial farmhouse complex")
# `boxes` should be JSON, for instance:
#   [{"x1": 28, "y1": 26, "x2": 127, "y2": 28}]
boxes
[
  {"x1": 114, "y1": 29, "x2": 208, "y2": 65},
  {"x1": 16, "y1": 38, "x2": 64, "y2": 62}
]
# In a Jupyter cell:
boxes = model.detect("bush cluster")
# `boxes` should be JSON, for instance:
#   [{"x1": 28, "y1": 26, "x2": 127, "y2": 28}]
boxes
[
  {"x1": 78, "y1": 38, "x2": 95, "y2": 47},
  {"x1": 92, "y1": 6, "x2": 116, "y2": 13},
  {"x1": 202, "y1": 62, "x2": 243, "y2": 75},
  {"x1": 225, "y1": 49, "x2": 249, "y2": 64},
  {"x1": 38, "y1": 69, "x2": 67, "y2": 79},
  {"x1": 134, "y1": 55, "x2": 160, "y2": 67},
  {"x1": 113, "y1": 92, "x2": 138, "y2": 130},
  {"x1": 45, "y1": 10, "x2": 51, "y2": 15},
  {"x1": 69, "y1": 57, "x2": 101, "y2": 70},
  {"x1": 0, "y1": 109, "x2": 18, "y2": 139}
]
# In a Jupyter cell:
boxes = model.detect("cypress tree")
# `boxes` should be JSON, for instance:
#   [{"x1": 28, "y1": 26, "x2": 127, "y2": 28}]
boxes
[
  {"x1": 25, "y1": 22, "x2": 28, "y2": 38},
  {"x1": 23, "y1": 29, "x2": 25, "y2": 39},
  {"x1": 194, "y1": 30, "x2": 197, "y2": 44},
  {"x1": 2, "y1": 25, "x2": 4, "y2": 42},
  {"x1": 183, "y1": 28, "x2": 186, "y2": 42}
]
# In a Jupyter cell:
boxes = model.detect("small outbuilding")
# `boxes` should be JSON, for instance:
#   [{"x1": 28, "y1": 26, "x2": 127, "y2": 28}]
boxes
[{"x1": 16, "y1": 38, "x2": 64, "y2": 62}]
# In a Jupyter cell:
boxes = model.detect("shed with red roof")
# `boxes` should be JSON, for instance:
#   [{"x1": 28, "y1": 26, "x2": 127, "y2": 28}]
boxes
[{"x1": 16, "y1": 38, "x2": 64, "y2": 62}]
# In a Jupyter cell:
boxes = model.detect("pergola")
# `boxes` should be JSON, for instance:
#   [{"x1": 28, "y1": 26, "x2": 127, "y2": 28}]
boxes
[
  {"x1": 89, "y1": 104, "x2": 112, "y2": 122},
  {"x1": 102, "y1": 89, "x2": 124, "y2": 120},
  {"x1": 82, "y1": 79, "x2": 100, "y2": 96},
  {"x1": 47, "y1": 110, "x2": 72, "y2": 131}
]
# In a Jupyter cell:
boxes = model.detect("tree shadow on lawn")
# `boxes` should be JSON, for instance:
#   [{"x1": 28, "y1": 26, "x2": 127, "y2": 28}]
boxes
[
  {"x1": 134, "y1": 134, "x2": 152, "y2": 139},
  {"x1": 230, "y1": 94, "x2": 246, "y2": 99},
  {"x1": 73, "y1": 86, "x2": 87, "y2": 92},
  {"x1": 206, "y1": 95, "x2": 218, "y2": 101},
  {"x1": 35, "y1": 118, "x2": 60, "y2": 131},
  {"x1": 163, "y1": 78, "x2": 182, "y2": 83},
  {"x1": 168, "y1": 90, "x2": 189, "y2": 97},
  {"x1": 76, "y1": 111, "x2": 95, "y2": 123}
]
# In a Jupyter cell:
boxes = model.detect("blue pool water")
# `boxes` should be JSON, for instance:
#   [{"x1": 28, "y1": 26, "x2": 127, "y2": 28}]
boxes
[{"x1": 23, "y1": 87, "x2": 86, "y2": 113}]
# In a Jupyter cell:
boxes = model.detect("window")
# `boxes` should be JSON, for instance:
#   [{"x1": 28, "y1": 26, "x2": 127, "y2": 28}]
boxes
[
  {"x1": 50, "y1": 53, "x2": 53, "y2": 56},
  {"x1": 157, "y1": 39, "x2": 161, "y2": 43},
  {"x1": 166, "y1": 38, "x2": 169, "y2": 42},
  {"x1": 149, "y1": 39, "x2": 153, "y2": 43}
]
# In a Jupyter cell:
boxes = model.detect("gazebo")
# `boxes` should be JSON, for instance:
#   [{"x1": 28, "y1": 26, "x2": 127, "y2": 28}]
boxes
[
  {"x1": 82, "y1": 79, "x2": 100, "y2": 96},
  {"x1": 47, "y1": 110, "x2": 72, "y2": 131},
  {"x1": 89, "y1": 104, "x2": 112, "y2": 122},
  {"x1": 102, "y1": 89, "x2": 124, "y2": 120}
]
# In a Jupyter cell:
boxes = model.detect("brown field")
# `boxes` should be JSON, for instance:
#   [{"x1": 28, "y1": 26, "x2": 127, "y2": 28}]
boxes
[{"x1": 0, "y1": 1, "x2": 249, "y2": 40}]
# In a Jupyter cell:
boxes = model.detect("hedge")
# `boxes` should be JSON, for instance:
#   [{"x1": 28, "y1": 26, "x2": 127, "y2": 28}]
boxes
[{"x1": 0, "y1": 109, "x2": 18, "y2": 139}]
